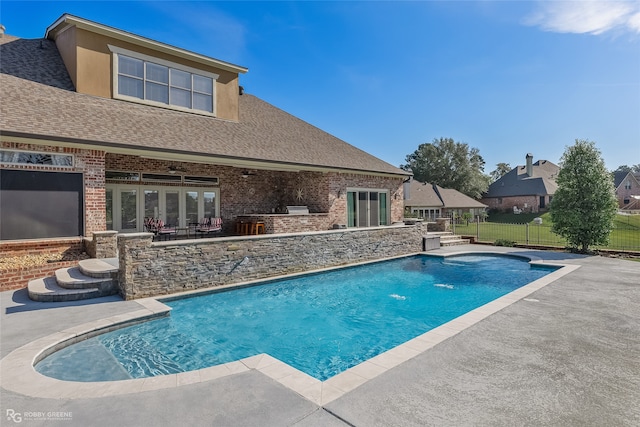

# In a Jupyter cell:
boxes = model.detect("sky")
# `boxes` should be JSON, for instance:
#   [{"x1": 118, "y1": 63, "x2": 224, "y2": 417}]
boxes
[{"x1": 1, "y1": 1, "x2": 639, "y2": 173}]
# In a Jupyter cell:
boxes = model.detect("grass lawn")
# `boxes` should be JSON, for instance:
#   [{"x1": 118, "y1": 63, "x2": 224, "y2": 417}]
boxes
[{"x1": 453, "y1": 212, "x2": 640, "y2": 252}]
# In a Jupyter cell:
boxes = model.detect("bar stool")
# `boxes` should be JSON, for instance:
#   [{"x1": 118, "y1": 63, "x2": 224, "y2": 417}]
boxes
[
  {"x1": 236, "y1": 220, "x2": 250, "y2": 235},
  {"x1": 250, "y1": 221, "x2": 265, "y2": 235}
]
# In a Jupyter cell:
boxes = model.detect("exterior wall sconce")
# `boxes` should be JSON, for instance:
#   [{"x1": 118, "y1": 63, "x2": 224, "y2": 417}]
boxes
[{"x1": 241, "y1": 170, "x2": 256, "y2": 178}]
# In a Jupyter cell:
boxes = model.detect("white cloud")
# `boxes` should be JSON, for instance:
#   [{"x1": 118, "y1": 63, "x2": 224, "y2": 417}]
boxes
[{"x1": 525, "y1": 1, "x2": 640, "y2": 35}]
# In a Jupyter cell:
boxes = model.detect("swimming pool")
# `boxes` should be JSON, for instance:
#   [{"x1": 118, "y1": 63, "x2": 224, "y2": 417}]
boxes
[{"x1": 36, "y1": 254, "x2": 558, "y2": 382}]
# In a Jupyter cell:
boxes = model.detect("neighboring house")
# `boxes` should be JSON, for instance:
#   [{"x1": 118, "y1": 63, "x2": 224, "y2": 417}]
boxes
[
  {"x1": 481, "y1": 154, "x2": 559, "y2": 213},
  {"x1": 404, "y1": 180, "x2": 487, "y2": 220},
  {"x1": 0, "y1": 14, "x2": 410, "y2": 242},
  {"x1": 613, "y1": 171, "x2": 640, "y2": 210}
]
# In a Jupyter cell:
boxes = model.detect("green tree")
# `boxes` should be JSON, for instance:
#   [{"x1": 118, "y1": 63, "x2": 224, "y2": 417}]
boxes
[
  {"x1": 401, "y1": 137, "x2": 490, "y2": 198},
  {"x1": 550, "y1": 139, "x2": 618, "y2": 253},
  {"x1": 613, "y1": 164, "x2": 640, "y2": 174},
  {"x1": 490, "y1": 162, "x2": 511, "y2": 182}
]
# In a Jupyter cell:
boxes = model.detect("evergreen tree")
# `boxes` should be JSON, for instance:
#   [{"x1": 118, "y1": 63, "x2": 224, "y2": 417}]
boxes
[
  {"x1": 550, "y1": 139, "x2": 618, "y2": 253},
  {"x1": 490, "y1": 163, "x2": 511, "y2": 182}
]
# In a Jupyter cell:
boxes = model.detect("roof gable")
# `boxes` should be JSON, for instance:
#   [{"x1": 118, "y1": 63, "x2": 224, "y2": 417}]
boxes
[
  {"x1": 45, "y1": 14, "x2": 248, "y2": 75},
  {"x1": 613, "y1": 170, "x2": 640, "y2": 188}
]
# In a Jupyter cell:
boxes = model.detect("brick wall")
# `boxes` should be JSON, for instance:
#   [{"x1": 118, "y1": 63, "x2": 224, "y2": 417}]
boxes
[
  {"x1": 1, "y1": 141, "x2": 106, "y2": 234},
  {"x1": 1, "y1": 147, "x2": 403, "y2": 242},
  {"x1": 481, "y1": 195, "x2": 544, "y2": 213},
  {"x1": 117, "y1": 224, "x2": 426, "y2": 299},
  {"x1": 106, "y1": 154, "x2": 405, "y2": 230},
  {"x1": 616, "y1": 175, "x2": 640, "y2": 207},
  {"x1": 0, "y1": 238, "x2": 87, "y2": 291}
]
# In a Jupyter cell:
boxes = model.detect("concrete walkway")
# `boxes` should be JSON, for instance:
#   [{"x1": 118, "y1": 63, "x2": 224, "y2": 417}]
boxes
[{"x1": 1, "y1": 246, "x2": 639, "y2": 426}]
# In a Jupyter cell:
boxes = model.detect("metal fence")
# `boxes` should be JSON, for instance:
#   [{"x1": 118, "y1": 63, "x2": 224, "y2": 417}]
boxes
[{"x1": 452, "y1": 220, "x2": 640, "y2": 252}]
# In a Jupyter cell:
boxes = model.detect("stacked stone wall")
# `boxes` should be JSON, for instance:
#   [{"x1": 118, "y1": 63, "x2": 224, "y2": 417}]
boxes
[
  {"x1": 117, "y1": 224, "x2": 425, "y2": 300},
  {"x1": 84, "y1": 231, "x2": 118, "y2": 258}
]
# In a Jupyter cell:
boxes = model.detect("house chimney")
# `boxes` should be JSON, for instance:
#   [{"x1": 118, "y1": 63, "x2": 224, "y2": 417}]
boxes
[{"x1": 526, "y1": 153, "x2": 533, "y2": 177}]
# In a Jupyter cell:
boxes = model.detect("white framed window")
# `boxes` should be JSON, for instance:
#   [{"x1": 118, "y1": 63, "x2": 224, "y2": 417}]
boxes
[{"x1": 109, "y1": 45, "x2": 218, "y2": 115}]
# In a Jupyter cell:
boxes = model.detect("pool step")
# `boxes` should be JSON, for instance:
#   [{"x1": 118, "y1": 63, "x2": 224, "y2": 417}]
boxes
[
  {"x1": 426, "y1": 232, "x2": 470, "y2": 247},
  {"x1": 28, "y1": 258, "x2": 120, "y2": 302}
]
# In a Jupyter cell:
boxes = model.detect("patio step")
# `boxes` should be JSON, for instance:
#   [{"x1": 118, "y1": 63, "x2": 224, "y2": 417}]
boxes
[
  {"x1": 28, "y1": 277, "x2": 103, "y2": 302},
  {"x1": 78, "y1": 257, "x2": 119, "y2": 279},
  {"x1": 27, "y1": 258, "x2": 120, "y2": 302},
  {"x1": 55, "y1": 267, "x2": 117, "y2": 293}
]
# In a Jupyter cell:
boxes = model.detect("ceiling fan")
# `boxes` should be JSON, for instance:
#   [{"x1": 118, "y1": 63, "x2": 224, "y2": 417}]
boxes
[{"x1": 167, "y1": 165, "x2": 187, "y2": 174}]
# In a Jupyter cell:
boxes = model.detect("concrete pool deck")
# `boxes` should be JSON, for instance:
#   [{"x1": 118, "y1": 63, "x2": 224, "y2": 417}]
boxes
[{"x1": 1, "y1": 245, "x2": 639, "y2": 426}]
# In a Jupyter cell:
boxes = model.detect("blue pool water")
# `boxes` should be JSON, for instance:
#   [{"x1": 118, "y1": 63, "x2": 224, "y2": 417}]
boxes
[{"x1": 36, "y1": 254, "x2": 557, "y2": 381}]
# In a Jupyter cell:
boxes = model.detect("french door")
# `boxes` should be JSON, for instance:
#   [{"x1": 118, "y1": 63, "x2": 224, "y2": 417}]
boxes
[
  {"x1": 106, "y1": 185, "x2": 218, "y2": 232},
  {"x1": 347, "y1": 189, "x2": 389, "y2": 228}
]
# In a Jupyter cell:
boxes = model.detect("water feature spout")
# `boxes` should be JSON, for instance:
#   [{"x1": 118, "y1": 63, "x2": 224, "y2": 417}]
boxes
[{"x1": 228, "y1": 256, "x2": 249, "y2": 274}]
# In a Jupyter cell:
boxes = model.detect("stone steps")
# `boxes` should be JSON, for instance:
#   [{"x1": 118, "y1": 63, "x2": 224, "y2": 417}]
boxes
[
  {"x1": 426, "y1": 232, "x2": 471, "y2": 247},
  {"x1": 28, "y1": 277, "x2": 104, "y2": 302},
  {"x1": 28, "y1": 258, "x2": 119, "y2": 302}
]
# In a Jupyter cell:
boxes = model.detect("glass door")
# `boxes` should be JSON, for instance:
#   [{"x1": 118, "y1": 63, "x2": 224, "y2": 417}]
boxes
[
  {"x1": 185, "y1": 191, "x2": 199, "y2": 225},
  {"x1": 105, "y1": 185, "x2": 219, "y2": 232},
  {"x1": 165, "y1": 190, "x2": 180, "y2": 226},
  {"x1": 347, "y1": 189, "x2": 389, "y2": 227},
  {"x1": 203, "y1": 191, "x2": 217, "y2": 218},
  {"x1": 144, "y1": 189, "x2": 159, "y2": 220},
  {"x1": 106, "y1": 189, "x2": 114, "y2": 230},
  {"x1": 120, "y1": 189, "x2": 138, "y2": 231}
]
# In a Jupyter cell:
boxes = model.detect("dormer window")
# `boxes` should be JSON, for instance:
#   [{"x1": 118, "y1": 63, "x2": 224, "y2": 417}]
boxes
[{"x1": 109, "y1": 46, "x2": 218, "y2": 115}]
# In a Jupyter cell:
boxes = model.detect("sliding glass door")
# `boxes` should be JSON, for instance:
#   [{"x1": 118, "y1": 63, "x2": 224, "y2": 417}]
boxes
[{"x1": 347, "y1": 189, "x2": 389, "y2": 228}]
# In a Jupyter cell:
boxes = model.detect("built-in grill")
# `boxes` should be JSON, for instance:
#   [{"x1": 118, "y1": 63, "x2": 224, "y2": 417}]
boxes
[{"x1": 286, "y1": 206, "x2": 309, "y2": 215}]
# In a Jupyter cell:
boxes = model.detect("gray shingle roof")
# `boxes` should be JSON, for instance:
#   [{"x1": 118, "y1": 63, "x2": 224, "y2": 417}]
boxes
[
  {"x1": 405, "y1": 180, "x2": 486, "y2": 209},
  {"x1": 0, "y1": 36, "x2": 74, "y2": 90},
  {"x1": 483, "y1": 160, "x2": 559, "y2": 198},
  {"x1": 0, "y1": 35, "x2": 407, "y2": 176}
]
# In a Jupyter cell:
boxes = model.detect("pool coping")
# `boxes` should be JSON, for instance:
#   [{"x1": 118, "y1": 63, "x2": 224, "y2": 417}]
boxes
[{"x1": 0, "y1": 251, "x2": 580, "y2": 406}]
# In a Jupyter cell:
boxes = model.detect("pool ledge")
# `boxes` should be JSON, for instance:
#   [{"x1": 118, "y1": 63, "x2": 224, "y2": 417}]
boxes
[{"x1": 0, "y1": 253, "x2": 580, "y2": 406}]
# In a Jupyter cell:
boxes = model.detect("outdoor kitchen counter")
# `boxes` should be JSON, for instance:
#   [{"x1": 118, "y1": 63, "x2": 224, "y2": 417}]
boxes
[{"x1": 235, "y1": 213, "x2": 330, "y2": 234}]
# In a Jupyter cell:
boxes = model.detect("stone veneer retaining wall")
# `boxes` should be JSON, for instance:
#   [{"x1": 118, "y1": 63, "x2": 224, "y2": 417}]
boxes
[
  {"x1": 117, "y1": 224, "x2": 426, "y2": 300},
  {"x1": 84, "y1": 231, "x2": 119, "y2": 259}
]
